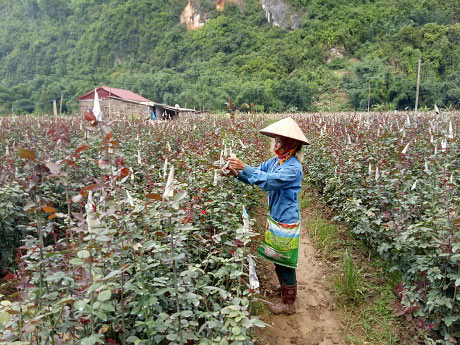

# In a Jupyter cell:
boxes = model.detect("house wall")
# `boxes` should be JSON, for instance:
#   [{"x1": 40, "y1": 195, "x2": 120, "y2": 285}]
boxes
[{"x1": 79, "y1": 99, "x2": 150, "y2": 117}]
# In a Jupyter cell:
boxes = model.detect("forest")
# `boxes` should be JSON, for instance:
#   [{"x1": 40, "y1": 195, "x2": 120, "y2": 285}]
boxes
[{"x1": 0, "y1": 0, "x2": 459, "y2": 113}]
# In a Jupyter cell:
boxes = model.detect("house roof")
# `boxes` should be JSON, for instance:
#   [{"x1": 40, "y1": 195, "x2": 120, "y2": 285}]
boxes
[
  {"x1": 154, "y1": 103, "x2": 196, "y2": 112},
  {"x1": 77, "y1": 86, "x2": 151, "y2": 102}
]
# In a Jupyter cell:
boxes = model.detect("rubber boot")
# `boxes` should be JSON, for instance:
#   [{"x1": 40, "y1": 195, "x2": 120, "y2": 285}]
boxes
[{"x1": 268, "y1": 283, "x2": 297, "y2": 315}]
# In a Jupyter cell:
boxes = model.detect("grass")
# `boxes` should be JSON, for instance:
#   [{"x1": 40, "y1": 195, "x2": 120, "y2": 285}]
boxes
[{"x1": 299, "y1": 186, "x2": 410, "y2": 345}]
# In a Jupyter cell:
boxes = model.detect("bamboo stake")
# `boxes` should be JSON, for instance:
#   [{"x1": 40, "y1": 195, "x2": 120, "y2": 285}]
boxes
[
  {"x1": 367, "y1": 84, "x2": 370, "y2": 113},
  {"x1": 59, "y1": 92, "x2": 63, "y2": 115},
  {"x1": 53, "y1": 99, "x2": 58, "y2": 117},
  {"x1": 415, "y1": 58, "x2": 421, "y2": 114},
  {"x1": 168, "y1": 214, "x2": 184, "y2": 345}
]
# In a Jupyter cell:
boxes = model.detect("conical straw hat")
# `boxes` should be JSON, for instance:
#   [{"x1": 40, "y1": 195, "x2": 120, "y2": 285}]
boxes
[{"x1": 259, "y1": 117, "x2": 310, "y2": 144}]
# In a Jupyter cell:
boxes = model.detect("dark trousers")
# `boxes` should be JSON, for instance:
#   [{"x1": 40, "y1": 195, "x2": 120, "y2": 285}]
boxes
[{"x1": 275, "y1": 263, "x2": 296, "y2": 285}]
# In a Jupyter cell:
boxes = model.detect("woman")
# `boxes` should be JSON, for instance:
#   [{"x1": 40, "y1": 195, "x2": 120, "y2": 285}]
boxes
[{"x1": 226, "y1": 117, "x2": 309, "y2": 315}]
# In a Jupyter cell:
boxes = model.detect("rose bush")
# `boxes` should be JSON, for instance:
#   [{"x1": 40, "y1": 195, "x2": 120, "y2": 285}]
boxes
[
  {"x1": 297, "y1": 111, "x2": 459, "y2": 343},
  {"x1": 0, "y1": 113, "x2": 268, "y2": 344}
]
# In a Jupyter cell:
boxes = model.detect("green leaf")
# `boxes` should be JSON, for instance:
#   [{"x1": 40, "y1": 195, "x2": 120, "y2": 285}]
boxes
[
  {"x1": 57, "y1": 297, "x2": 75, "y2": 306},
  {"x1": 81, "y1": 335, "x2": 103, "y2": 345},
  {"x1": 96, "y1": 235, "x2": 110, "y2": 242},
  {"x1": 0, "y1": 311, "x2": 10, "y2": 325},
  {"x1": 252, "y1": 319, "x2": 266, "y2": 327},
  {"x1": 100, "y1": 302, "x2": 115, "y2": 312},
  {"x1": 232, "y1": 326, "x2": 241, "y2": 335},
  {"x1": 69, "y1": 258, "x2": 84, "y2": 265},
  {"x1": 443, "y1": 316, "x2": 458, "y2": 327},
  {"x1": 98, "y1": 290, "x2": 111, "y2": 302},
  {"x1": 166, "y1": 333, "x2": 177, "y2": 341},
  {"x1": 102, "y1": 270, "x2": 121, "y2": 281},
  {"x1": 94, "y1": 311, "x2": 107, "y2": 321},
  {"x1": 44, "y1": 292, "x2": 58, "y2": 300},
  {"x1": 77, "y1": 250, "x2": 90, "y2": 259},
  {"x1": 73, "y1": 300, "x2": 88, "y2": 311},
  {"x1": 126, "y1": 336, "x2": 140, "y2": 344}
]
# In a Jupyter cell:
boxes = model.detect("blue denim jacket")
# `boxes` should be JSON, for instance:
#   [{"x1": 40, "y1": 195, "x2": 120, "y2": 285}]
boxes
[{"x1": 237, "y1": 156, "x2": 303, "y2": 223}]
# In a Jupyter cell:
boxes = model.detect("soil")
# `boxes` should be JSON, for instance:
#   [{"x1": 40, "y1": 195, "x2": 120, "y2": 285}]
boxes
[{"x1": 251, "y1": 194, "x2": 348, "y2": 345}]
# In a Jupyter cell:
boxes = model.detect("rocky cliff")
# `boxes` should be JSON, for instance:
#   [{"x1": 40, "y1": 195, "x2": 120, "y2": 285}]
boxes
[
  {"x1": 260, "y1": 0, "x2": 302, "y2": 30},
  {"x1": 180, "y1": 0, "x2": 302, "y2": 31}
]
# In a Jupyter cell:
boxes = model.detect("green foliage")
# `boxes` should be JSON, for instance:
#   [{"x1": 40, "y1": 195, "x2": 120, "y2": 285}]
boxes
[
  {"x1": 335, "y1": 251, "x2": 367, "y2": 304},
  {"x1": 0, "y1": 0, "x2": 459, "y2": 113},
  {"x1": 299, "y1": 111, "x2": 460, "y2": 343},
  {"x1": 0, "y1": 113, "x2": 268, "y2": 343},
  {"x1": 0, "y1": 182, "x2": 29, "y2": 271}
]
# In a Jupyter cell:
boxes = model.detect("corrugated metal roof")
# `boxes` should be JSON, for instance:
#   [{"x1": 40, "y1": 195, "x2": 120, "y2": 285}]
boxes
[
  {"x1": 77, "y1": 86, "x2": 151, "y2": 102},
  {"x1": 102, "y1": 86, "x2": 151, "y2": 102}
]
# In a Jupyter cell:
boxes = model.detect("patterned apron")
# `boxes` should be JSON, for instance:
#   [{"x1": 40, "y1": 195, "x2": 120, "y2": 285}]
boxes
[{"x1": 257, "y1": 162, "x2": 301, "y2": 268}]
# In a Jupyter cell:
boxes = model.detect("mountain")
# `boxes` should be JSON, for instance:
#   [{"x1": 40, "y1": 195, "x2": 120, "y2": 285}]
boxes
[{"x1": 0, "y1": 0, "x2": 458, "y2": 114}]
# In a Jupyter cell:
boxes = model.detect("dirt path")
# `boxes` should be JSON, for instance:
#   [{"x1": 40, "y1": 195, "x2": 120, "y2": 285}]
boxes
[{"x1": 254, "y1": 208, "x2": 348, "y2": 345}]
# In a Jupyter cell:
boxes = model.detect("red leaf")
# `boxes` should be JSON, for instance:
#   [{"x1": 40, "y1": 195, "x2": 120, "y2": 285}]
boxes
[
  {"x1": 4, "y1": 273, "x2": 16, "y2": 281},
  {"x1": 104, "y1": 132, "x2": 113, "y2": 142},
  {"x1": 146, "y1": 193, "x2": 162, "y2": 200},
  {"x1": 18, "y1": 148, "x2": 36, "y2": 160},
  {"x1": 110, "y1": 140, "x2": 120, "y2": 148},
  {"x1": 42, "y1": 206, "x2": 56, "y2": 213},
  {"x1": 80, "y1": 184, "x2": 98, "y2": 196},
  {"x1": 75, "y1": 145, "x2": 90, "y2": 153},
  {"x1": 48, "y1": 213, "x2": 57, "y2": 220},
  {"x1": 118, "y1": 168, "x2": 129, "y2": 179},
  {"x1": 63, "y1": 159, "x2": 76, "y2": 166},
  {"x1": 84, "y1": 111, "x2": 96, "y2": 122}
]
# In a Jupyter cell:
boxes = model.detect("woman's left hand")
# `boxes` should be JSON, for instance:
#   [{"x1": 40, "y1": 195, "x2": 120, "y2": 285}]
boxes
[{"x1": 228, "y1": 157, "x2": 246, "y2": 171}]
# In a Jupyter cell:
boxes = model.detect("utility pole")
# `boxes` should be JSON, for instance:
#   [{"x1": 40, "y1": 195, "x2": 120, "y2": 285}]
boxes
[
  {"x1": 415, "y1": 58, "x2": 421, "y2": 114},
  {"x1": 367, "y1": 83, "x2": 371, "y2": 113},
  {"x1": 59, "y1": 92, "x2": 63, "y2": 115},
  {"x1": 53, "y1": 99, "x2": 58, "y2": 117}
]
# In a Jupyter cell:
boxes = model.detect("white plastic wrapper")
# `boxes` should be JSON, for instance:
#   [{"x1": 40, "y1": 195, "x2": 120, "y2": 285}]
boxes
[
  {"x1": 221, "y1": 153, "x2": 236, "y2": 176},
  {"x1": 163, "y1": 166, "x2": 175, "y2": 199},
  {"x1": 93, "y1": 89, "x2": 103, "y2": 121},
  {"x1": 213, "y1": 171, "x2": 218, "y2": 186},
  {"x1": 248, "y1": 256, "x2": 259, "y2": 290},
  {"x1": 163, "y1": 158, "x2": 168, "y2": 179},
  {"x1": 401, "y1": 142, "x2": 410, "y2": 154},
  {"x1": 242, "y1": 206, "x2": 250, "y2": 233},
  {"x1": 441, "y1": 139, "x2": 447, "y2": 152}
]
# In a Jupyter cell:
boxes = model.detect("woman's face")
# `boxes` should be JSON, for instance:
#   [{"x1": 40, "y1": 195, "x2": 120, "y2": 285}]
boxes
[{"x1": 274, "y1": 136, "x2": 287, "y2": 151}]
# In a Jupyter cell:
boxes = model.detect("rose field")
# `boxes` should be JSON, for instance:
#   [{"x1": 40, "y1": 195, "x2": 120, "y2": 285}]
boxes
[{"x1": 0, "y1": 111, "x2": 459, "y2": 344}]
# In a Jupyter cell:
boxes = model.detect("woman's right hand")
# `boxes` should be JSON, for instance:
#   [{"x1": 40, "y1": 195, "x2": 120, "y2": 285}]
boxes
[
  {"x1": 228, "y1": 157, "x2": 246, "y2": 171},
  {"x1": 228, "y1": 167, "x2": 238, "y2": 177},
  {"x1": 221, "y1": 166, "x2": 238, "y2": 177}
]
